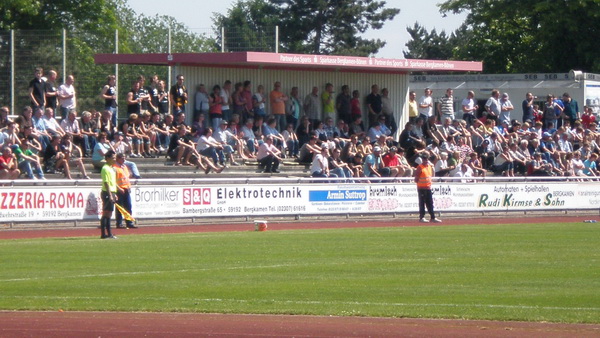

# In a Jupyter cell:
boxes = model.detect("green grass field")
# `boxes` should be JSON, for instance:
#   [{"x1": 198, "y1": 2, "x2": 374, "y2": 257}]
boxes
[{"x1": 0, "y1": 222, "x2": 599, "y2": 323}]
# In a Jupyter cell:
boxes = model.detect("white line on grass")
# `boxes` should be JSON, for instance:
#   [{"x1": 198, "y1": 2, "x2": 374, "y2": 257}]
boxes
[
  {"x1": 0, "y1": 257, "x2": 439, "y2": 283},
  {"x1": 1, "y1": 295, "x2": 599, "y2": 312},
  {"x1": 0, "y1": 263, "x2": 309, "y2": 282}
]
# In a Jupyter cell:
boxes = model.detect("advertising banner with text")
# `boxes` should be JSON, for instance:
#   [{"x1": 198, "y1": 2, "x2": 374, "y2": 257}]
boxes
[{"x1": 0, "y1": 182, "x2": 597, "y2": 223}]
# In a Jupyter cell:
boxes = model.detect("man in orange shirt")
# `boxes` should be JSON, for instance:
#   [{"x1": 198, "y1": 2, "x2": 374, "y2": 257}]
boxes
[
  {"x1": 414, "y1": 151, "x2": 442, "y2": 223},
  {"x1": 113, "y1": 153, "x2": 137, "y2": 229},
  {"x1": 270, "y1": 81, "x2": 288, "y2": 131}
]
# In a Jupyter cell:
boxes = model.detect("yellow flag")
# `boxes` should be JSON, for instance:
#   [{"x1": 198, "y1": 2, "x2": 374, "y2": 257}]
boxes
[{"x1": 115, "y1": 203, "x2": 135, "y2": 222}]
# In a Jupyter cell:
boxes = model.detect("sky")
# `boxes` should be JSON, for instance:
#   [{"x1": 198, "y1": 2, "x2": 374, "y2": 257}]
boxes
[{"x1": 126, "y1": 0, "x2": 468, "y2": 59}]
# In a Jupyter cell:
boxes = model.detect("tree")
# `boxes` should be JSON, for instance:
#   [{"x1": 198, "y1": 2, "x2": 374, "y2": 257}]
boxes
[
  {"x1": 213, "y1": 0, "x2": 400, "y2": 56},
  {"x1": 438, "y1": 0, "x2": 600, "y2": 73},
  {"x1": 403, "y1": 23, "x2": 458, "y2": 60},
  {"x1": 212, "y1": 0, "x2": 280, "y2": 52}
]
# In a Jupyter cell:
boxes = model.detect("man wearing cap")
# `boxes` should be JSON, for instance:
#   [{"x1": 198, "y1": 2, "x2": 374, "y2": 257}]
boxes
[
  {"x1": 363, "y1": 146, "x2": 391, "y2": 178},
  {"x1": 383, "y1": 146, "x2": 413, "y2": 177},
  {"x1": 414, "y1": 151, "x2": 441, "y2": 223}
]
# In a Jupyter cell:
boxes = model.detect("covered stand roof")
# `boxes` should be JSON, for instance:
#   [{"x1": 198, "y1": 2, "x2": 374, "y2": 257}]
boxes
[{"x1": 95, "y1": 51, "x2": 482, "y2": 73}]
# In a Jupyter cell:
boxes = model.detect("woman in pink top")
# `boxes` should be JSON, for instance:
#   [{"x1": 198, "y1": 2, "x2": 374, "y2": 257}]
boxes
[{"x1": 209, "y1": 85, "x2": 223, "y2": 131}]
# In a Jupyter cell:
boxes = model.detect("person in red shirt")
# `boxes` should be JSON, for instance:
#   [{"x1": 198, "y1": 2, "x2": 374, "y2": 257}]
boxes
[
  {"x1": 581, "y1": 106, "x2": 596, "y2": 129},
  {"x1": 0, "y1": 146, "x2": 21, "y2": 179},
  {"x1": 383, "y1": 147, "x2": 413, "y2": 178}
]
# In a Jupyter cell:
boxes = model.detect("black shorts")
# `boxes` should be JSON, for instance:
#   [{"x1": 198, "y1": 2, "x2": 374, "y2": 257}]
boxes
[{"x1": 101, "y1": 191, "x2": 114, "y2": 212}]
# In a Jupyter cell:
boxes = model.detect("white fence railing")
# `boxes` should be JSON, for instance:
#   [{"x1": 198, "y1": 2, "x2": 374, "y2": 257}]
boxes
[{"x1": 0, "y1": 177, "x2": 597, "y2": 223}]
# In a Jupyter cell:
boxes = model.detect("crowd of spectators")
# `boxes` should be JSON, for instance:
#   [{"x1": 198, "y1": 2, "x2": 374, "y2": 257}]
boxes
[{"x1": 3, "y1": 67, "x2": 597, "y2": 181}]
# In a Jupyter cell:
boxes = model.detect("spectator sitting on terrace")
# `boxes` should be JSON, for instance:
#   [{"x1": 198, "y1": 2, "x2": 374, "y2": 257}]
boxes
[
  {"x1": 60, "y1": 109, "x2": 85, "y2": 155},
  {"x1": 448, "y1": 151, "x2": 461, "y2": 176},
  {"x1": 348, "y1": 115, "x2": 365, "y2": 139},
  {"x1": 19, "y1": 126, "x2": 42, "y2": 153},
  {"x1": 340, "y1": 134, "x2": 358, "y2": 163},
  {"x1": 382, "y1": 146, "x2": 412, "y2": 178},
  {"x1": 241, "y1": 118, "x2": 258, "y2": 155},
  {"x1": 214, "y1": 120, "x2": 240, "y2": 166},
  {"x1": 454, "y1": 161, "x2": 474, "y2": 182},
  {"x1": 492, "y1": 144, "x2": 515, "y2": 177},
  {"x1": 79, "y1": 111, "x2": 98, "y2": 156},
  {"x1": 328, "y1": 146, "x2": 353, "y2": 180},
  {"x1": 43, "y1": 107, "x2": 65, "y2": 137},
  {"x1": 282, "y1": 123, "x2": 299, "y2": 158},
  {"x1": 583, "y1": 152, "x2": 599, "y2": 177},
  {"x1": 468, "y1": 152, "x2": 486, "y2": 177},
  {"x1": 14, "y1": 139, "x2": 44, "y2": 180},
  {"x1": 43, "y1": 135, "x2": 67, "y2": 175},
  {"x1": 374, "y1": 134, "x2": 390, "y2": 155},
  {"x1": 120, "y1": 114, "x2": 141, "y2": 158},
  {"x1": 349, "y1": 153, "x2": 364, "y2": 177},
  {"x1": 263, "y1": 117, "x2": 286, "y2": 152},
  {"x1": 297, "y1": 134, "x2": 320, "y2": 164},
  {"x1": 60, "y1": 134, "x2": 90, "y2": 179},
  {"x1": 356, "y1": 136, "x2": 373, "y2": 158},
  {"x1": 509, "y1": 143, "x2": 528, "y2": 175},
  {"x1": 311, "y1": 143, "x2": 337, "y2": 178},
  {"x1": 363, "y1": 146, "x2": 390, "y2": 178},
  {"x1": 2, "y1": 121, "x2": 21, "y2": 147},
  {"x1": 0, "y1": 146, "x2": 20, "y2": 179},
  {"x1": 528, "y1": 152, "x2": 553, "y2": 176},
  {"x1": 257, "y1": 135, "x2": 282, "y2": 174},
  {"x1": 196, "y1": 127, "x2": 225, "y2": 167},
  {"x1": 434, "y1": 152, "x2": 450, "y2": 177},
  {"x1": 296, "y1": 115, "x2": 313, "y2": 147},
  {"x1": 168, "y1": 125, "x2": 223, "y2": 173}
]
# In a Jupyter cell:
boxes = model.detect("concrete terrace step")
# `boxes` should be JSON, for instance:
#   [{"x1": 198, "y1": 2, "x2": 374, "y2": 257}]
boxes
[{"x1": 35, "y1": 157, "x2": 311, "y2": 180}]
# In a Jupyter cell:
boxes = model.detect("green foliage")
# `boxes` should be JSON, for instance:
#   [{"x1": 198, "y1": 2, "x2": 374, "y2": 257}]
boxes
[
  {"x1": 213, "y1": 0, "x2": 399, "y2": 56},
  {"x1": 403, "y1": 22, "x2": 460, "y2": 60},
  {"x1": 1, "y1": 223, "x2": 599, "y2": 323},
  {"x1": 212, "y1": 0, "x2": 280, "y2": 52},
  {"x1": 437, "y1": 0, "x2": 600, "y2": 73},
  {"x1": 0, "y1": 0, "x2": 215, "y2": 112}
]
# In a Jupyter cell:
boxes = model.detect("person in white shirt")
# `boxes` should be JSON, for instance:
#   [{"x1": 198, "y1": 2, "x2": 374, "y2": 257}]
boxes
[
  {"x1": 257, "y1": 135, "x2": 282, "y2": 173},
  {"x1": 58, "y1": 75, "x2": 76, "y2": 121},
  {"x1": 418, "y1": 88, "x2": 434, "y2": 119},
  {"x1": 194, "y1": 84, "x2": 209, "y2": 124},
  {"x1": 213, "y1": 120, "x2": 240, "y2": 166},
  {"x1": 461, "y1": 90, "x2": 478, "y2": 127}
]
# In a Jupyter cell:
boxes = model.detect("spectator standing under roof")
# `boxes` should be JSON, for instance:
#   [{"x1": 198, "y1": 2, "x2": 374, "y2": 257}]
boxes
[
  {"x1": 366, "y1": 84, "x2": 382, "y2": 128},
  {"x1": 336, "y1": 85, "x2": 352, "y2": 125},
  {"x1": 304, "y1": 86, "x2": 321, "y2": 124},
  {"x1": 462, "y1": 90, "x2": 478, "y2": 127},
  {"x1": 169, "y1": 74, "x2": 188, "y2": 114},
  {"x1": 194, "y1": 84, "x2": 210, "y2": 124},
  {"x1": 287, "y1": 87, "x2": 302, "y2": 130},
  {"x1": 322, "y1": 83, "x2": 335, "y2": 124},
  {"x1": 499, "y1": 93, "x2": 514, "y2": 125},
  {"x1": 381, "y1": 88, "x2": 398, "y2": 136},
  {"x1": 418, "y1": 88, "x2": 433, "y2": 121},
  {"x1": 270, "y1": 81, "x2": 288, "y2": 131},
  {"x1": 522, "y1": 92, "x2": 535, "y2": 123},
  {"x1": 408, "y1": 91, "x2": 419, "y2": 124},
  {"x1": 485, "y1": 89, "x2": 501, "y2": 123},
  {"x1": 562, "y1": 93, "x2": 580, "y2": 126},
  {"x1": 438, "y1": 88, "x2": 454, "y2": 122},
  {"x1": 221, "y1": 80, "x2": 232, "y2": 124}
]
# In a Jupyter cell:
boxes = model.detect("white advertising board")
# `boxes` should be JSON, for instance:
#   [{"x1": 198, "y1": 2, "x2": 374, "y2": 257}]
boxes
[{"x1": 0, "y1": 182, "x2": 597, "y2": 223}]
